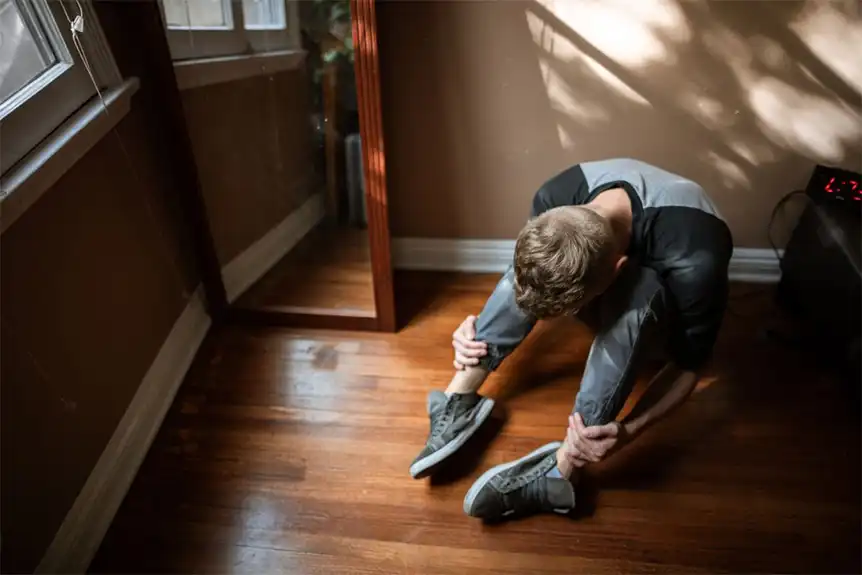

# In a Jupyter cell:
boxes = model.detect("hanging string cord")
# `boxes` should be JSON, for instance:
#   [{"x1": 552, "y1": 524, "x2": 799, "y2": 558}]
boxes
[
  {"x1": 3, "y1": 2, "x2": 196, "y2": 409},
  {"x1": 59, "y1": 0, "x2": 106, "y2": 110},
  {"x1": 55, "y1": 0, "x2": 191, "y2": 298}
]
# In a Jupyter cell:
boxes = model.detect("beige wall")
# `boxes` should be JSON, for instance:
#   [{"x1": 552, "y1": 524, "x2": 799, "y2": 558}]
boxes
[
  {"x1": 181, "y1": 67, "x2": 319, "y2": 267},
  {"x1": 0, "y1": 105, "x2": 198, "y2": 572},
  {"x1": 378, "y1": 0, "x2": 861, "y2": 247}
]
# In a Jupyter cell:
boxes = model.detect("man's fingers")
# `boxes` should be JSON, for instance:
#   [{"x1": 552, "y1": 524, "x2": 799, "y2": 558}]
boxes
[
  {"x1": 455, "y1": 349, "x2": 479, "y2": 365},
  {"x1": 578, "y1": 421, "x2": 620, "y2": 440},
  {"x1": 574, "y1": 413, "x2": 619, "y2": 439},
  {"x1": 598, "y1": 438, "x2": 616, "y2": 453},
  {"x1": 572, "y1": 413, "x2": 604, "y2": 440},
  {"x1": 567, "y1": 426, "x2": 600, "y2": 462},
  {"x1": 453, "y1": 340, "x2": 486, "y2": 358},
  {"x1": 565, "y1": 449, "x2": 593, "y2": 467},
  {"x1": 454, "y1": 336, "x2": 487, "y2": 351},
  {"x1": 565, "y1": 453, "x2": 587, "y2": 468},
  {"x1": 574, "y1": 413, "x2": 587, "y2": 433},
  {"x1": 464, "y1": 315, "x2": 477, "y2": 339}
]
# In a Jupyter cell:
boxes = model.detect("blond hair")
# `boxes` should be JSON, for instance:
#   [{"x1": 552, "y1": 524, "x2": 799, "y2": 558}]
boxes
[{"x1": 513, "y1": 206, "x2": 617, "y2": 318}]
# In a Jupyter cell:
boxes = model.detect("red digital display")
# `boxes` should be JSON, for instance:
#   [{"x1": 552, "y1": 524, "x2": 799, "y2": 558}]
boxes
[
  {"x1": 806, "y1": 165, "x2": 862, "y2": 211},
  {"x1": 824, "y1": 176, "x2": 861, "y2": 200}
]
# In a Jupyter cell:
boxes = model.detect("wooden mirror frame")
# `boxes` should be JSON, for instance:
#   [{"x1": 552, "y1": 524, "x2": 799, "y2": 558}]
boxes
[{"x1": 189, "y1": 0, "x2": 397, "y2": 333}]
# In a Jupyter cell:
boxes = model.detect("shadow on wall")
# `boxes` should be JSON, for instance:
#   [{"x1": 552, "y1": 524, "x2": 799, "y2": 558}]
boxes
[{"x1": 378, "y1": 0, "x2": 862, "y2": 246}]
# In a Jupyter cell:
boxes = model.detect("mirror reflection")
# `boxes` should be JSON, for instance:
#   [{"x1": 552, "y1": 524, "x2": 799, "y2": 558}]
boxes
[{"x1": 178, "y1": 0, "x2": 375, "y2": 319}]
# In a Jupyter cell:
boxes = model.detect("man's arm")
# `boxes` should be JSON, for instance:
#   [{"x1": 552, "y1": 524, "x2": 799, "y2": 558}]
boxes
[
  {"x1": 620, "y1": 363, "x2": 698, "y2": 438},
  {"x1": 446, "y1": 315, "x2": 492, "y2": 394},
  {"x1": 562, "y1": 363, "x2": 698, "y2": 465}
]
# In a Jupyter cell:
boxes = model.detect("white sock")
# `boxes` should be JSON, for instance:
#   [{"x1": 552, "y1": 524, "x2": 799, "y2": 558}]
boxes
[{"x1": 545, "y1": 466, "x2": 564, "y2": 479}]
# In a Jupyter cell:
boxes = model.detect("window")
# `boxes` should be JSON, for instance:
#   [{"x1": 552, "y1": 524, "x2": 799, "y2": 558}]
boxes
[
  {"x1": 160, "y1": 0, "x2": 300, "y2": 61},
  {"x1": 0, "y1": 0, "x2": 120, "y2": 175}
]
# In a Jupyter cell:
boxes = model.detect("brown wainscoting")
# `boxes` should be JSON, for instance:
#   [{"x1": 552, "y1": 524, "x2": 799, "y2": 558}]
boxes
[{"x1": 94, "y1": 1, "x2": 227, "y2": 321}]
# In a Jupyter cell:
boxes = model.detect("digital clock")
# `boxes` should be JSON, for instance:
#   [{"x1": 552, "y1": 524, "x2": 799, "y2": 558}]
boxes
[{"x1": 805, "y1": 164, "x2": 862, "y2": 210}]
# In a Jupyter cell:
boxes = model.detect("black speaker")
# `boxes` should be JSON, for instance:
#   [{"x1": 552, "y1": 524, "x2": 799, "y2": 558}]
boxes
[{"x1": 776, "y1": 165, "x2": 861, "y2": 383}]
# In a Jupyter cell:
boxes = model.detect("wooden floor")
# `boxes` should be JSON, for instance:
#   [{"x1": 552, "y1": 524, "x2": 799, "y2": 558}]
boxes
[
  {"x1": 237, "y1": 223, "x2": 376, "y2": 316},
  {"x1": 91, "y1": 273, "x2": 861, "y2": 574}
]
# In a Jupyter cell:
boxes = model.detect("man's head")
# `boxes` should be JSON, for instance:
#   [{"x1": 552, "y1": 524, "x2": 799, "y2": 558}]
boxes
[{"x1": 513, "y1": 206, "x2": 627, "y2": 318}]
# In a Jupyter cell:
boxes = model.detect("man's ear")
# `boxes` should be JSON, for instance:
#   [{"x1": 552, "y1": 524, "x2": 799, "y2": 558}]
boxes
[{"x1": 614, "y1": 255, "x2": 628, "y2": 276}]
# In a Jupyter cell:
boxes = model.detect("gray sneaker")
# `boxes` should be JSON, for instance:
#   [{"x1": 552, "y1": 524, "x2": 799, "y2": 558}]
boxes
[
  {"x1": 409, "y1": 391, "x2": 495, "y2": 479},
  {"x1": 462, "y1": 441, "x2": 575, "y2": 520}
]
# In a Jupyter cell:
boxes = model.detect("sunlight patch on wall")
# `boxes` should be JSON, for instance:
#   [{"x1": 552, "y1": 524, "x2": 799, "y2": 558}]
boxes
[
  {"x1": 678, "y1": 93, "x2": 732, "y2": 130},
  {"x1": 750, "y1": 35, "x2": 791, "y2": 73},
  {"x1": 703, "y1": 27, "x2": 753, "y2": 70},
  {"x1": 747, "y1": 77, "x2": 861, "y2": 163},
  {"x1": 790, "y1": 1, "x2": 862, "y2": 94},
  {"x1": 535, "y1": 0, "x2": 690, "y2": 67},
  {"x1": 580, "y1": 57, "x2": 650, "y2": 107},
  {"x1": 525, "y1": 9, "x2": 650, "y2": 108},
  {"x1": 702, "y1": 151, "x2": 751, "y2": 188},
  {"x1": 537, "y1": 56, "x2": 609, "y2": 124},
  {"x1": 704, "y1": 21, "x2": 861, "y2": 164},
  {"x1": 727, "y1": 140, "x2": 777, "y2": 165},
  {"x1": 557, "y1": 125, "x2": 574, "y2": 149}
]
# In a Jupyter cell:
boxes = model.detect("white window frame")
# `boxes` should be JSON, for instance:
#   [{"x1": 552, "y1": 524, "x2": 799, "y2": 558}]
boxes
[
  {"x1": 160, "y1": 0, "x2": 301, "y2": 62},
  {"x1": 0, "y1": 0, "x2": 122, "y2": 175},
  {"x1": 1, "y1": 0, "x2": 134, "y2": 235}
]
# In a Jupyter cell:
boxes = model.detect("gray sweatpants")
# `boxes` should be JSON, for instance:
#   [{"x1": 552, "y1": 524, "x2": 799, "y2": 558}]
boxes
[{"x1": 474, "y1": 264, "x2": 668, "y2": 427}]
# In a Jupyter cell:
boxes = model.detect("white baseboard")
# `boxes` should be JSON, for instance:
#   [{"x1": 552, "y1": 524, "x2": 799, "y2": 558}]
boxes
[
  {"x1": 222, "y1": 191, "x2": 325, "y2": 303},
  {"x1": 727, "y1": 248, "x2": 782, "y2": 283},
  {"x1": 36, "y1": 287, "x2": 212, "y2": 574},
  {"x1": 393, "y1": 238, "x2": 782, "y2": 283}
]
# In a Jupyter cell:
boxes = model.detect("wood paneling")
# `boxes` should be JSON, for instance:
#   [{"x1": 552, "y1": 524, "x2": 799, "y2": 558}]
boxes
[
  {"x1": 91, "y1": 274, "x2": 860, "y2": 574},
  {"x1": 94, "y1": 0, "x2": 226, "y2": 317},
  {"x1": 0, "y1": 3, "x2": 205, "y2": 570},
  {"x1": 180, "y1": 68, "x2": 318, "y2": 268}
]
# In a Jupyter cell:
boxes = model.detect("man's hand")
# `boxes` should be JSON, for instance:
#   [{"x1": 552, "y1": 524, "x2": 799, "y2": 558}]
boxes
[
  {"x1": 452, "y1": 315, "x2": 487, "y2": 370},
  {"x1": 562, "y1": 413, "x2": 629, "y2": 465}
]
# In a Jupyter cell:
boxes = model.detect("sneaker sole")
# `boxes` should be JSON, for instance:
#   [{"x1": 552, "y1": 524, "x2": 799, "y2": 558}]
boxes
[
  {"x1": 462, "y1": 441, "x2": 562, "y2": 517},
  {"x1": 409, "y1": 398, "x2": 496, "y2": 479}
]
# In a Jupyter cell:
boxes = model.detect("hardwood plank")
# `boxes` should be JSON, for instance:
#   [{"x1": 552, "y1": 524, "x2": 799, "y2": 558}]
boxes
[
  {"x1": 236, "y1": 225, "x2": 377, "y2": 316},
  {"x1": 90, "y1": 273, "x2": 861, "y2": 574}
]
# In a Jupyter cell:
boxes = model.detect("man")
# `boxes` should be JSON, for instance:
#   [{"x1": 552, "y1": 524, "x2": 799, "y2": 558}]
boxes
[{"x1": 409, "y1": 158, "x2": 733, "y2": 521}]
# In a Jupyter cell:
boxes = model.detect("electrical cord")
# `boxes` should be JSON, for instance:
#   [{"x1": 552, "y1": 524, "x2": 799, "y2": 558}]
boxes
[
  {"x1": 767, "y1": 189, "x2": 810, "y2": 266},
  {"x1": 726, "y1": 189, "x2": 809, "y2": 320}
]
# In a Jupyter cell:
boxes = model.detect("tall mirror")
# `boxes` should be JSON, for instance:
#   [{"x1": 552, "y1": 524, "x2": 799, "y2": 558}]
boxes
[{"x1": 167, "y1": 0, "x2": 394, "y2": 330}]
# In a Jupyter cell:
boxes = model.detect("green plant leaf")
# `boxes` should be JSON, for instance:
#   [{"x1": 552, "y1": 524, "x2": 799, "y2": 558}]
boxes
[{"x1": 331, "y1": 2, "x2": 350, "y2": 23}]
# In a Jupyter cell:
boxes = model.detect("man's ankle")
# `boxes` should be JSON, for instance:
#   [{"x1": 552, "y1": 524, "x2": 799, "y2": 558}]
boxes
[
  {"x1": 444, "y1": 366, "x2": 489, "y2": 395},
  {"x1": 554, "y1": 444, "x2": 578, "y2": 482}
]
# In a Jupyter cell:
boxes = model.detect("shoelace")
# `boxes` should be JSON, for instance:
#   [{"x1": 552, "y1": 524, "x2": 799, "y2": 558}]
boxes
[
  {"x1": 502, "y1": 475, "x2": 548, "y2": 515},
  {"x1": 501, "y1": 455, "x2": 553, "y2": 493},
  {"x1": 430, "y1": 399, "x2": 456, "y2": 436}
]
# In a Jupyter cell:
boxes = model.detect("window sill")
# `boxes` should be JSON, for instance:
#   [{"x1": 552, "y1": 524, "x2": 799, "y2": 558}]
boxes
[
  {"x1": 173, "y1": 49, "x2": 307, "y2": 91},
  {"x1": 0, "y1": 78, "x2": 140, "y2": 235}
]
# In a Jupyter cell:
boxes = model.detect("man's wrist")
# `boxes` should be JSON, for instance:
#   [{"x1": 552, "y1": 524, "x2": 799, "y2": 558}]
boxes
[{"x1": 622, "y1": 419, "x2": 643, "y2": 440}]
